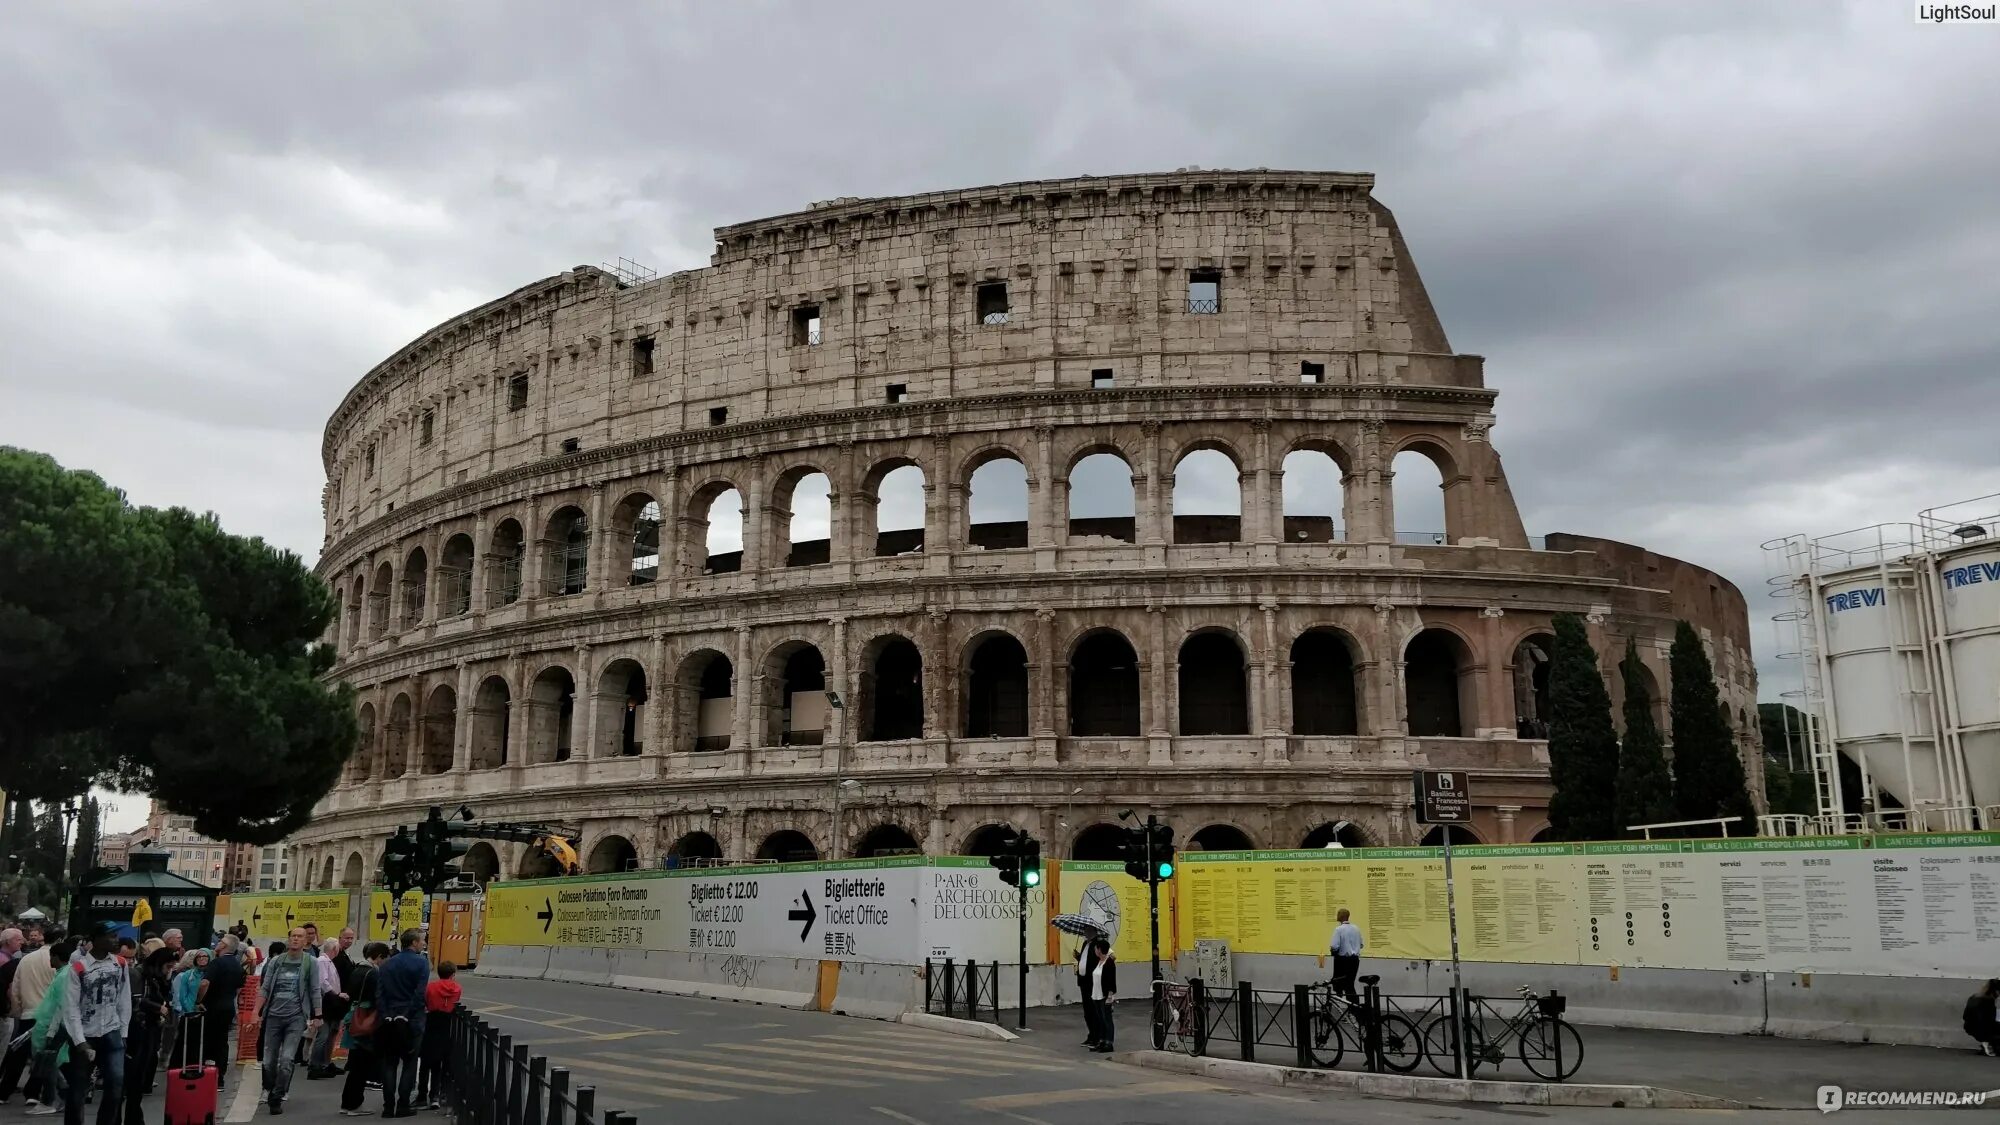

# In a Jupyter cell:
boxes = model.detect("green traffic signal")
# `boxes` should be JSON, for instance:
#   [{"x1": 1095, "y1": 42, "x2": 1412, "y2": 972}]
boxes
[
  {"x1": 1156, "y1": 859, "x2": 1174, "y2": 880},
  {"x1": 1023, "y1": 865, "x2": 1042, "y2": 887}
]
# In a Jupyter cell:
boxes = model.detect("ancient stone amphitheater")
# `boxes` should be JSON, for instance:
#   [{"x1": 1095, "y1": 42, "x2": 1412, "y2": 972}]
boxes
[{"x1": 294, "y1": 170, "x2": 1758, "y2": 888}]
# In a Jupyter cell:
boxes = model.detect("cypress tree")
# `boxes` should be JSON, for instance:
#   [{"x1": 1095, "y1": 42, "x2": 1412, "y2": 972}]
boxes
[
  {"x1": 67, "y1": 796, "x2": 101, "y2": 886},
  {"x1": 1669, "y1": 620, "x2": 1755, "y2": 831},
  {"x1": 1615, "y1": 639, "x2": 1676, "y2": 830},
  {"x1": 1544, "y1": 613, "x2": 1621, "y2": 841}
]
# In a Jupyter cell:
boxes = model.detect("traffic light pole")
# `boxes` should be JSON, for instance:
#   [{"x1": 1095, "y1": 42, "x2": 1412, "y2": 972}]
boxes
[
  {"x1": 1017, "y1": 876, "x2": 1029, "y2": 1030},
  {"x1": 1146, "y1": 814, "x2": 1161, "y2": 987}
]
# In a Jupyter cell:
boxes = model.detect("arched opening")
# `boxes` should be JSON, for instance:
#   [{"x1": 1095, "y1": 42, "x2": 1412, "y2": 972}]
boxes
[
  {"x1": 966, "y1": 454, "x2": 1029, "y2": 550},
  {"x1": 961, "y1": 824, "x2": 1018, "y2": 858},
  {"x1": 517, "y1": 847, "x2": 562, "y2": 879},
  {"x1": 1189, "y1": 824, "x2": 1255, "y2": 852},
  {"x1": 678, "y1": 650, "x2": 734, "y2": 752},
  {"x1": 1300, "y1": 821, "x2": 1371, "y2": 849},
  {"x1": 1512, "y1": 632, "x2": 1556, "y2": 739},
  {"x1": 342, "y1": 853, "x2": 364, "y2": 887},
  {"x1": 470, "y1": 675, "x2": 510, "y2": 769},
  {"x1": 963, "y1": 633, "x2": 1029, "y2": 738},
  {"x1": 692, "y1": 484, "x2": 744, "y2": 575},
  {"x1": 382, "y1": 693, "x2": 412, "y2": 778},
  {"x1": 586, "y1": 835, "x2": 638, "y2": 874},
  {"x1": 1171, "y1": 447, "x2": 1242, "y2": 544},
  {"x1": 528, "y1": 666, "x2": 577, "y2": 763},
  {"x1": 369, "y1": 562, "x2": 394, "y2": 639},
  {"x1": 851, "y1": 824, "x2": 921, "y2": 859},
  {"x1": 348, "y1": 702, "x2": 377, "y2": 783},
  {"x1": 1528, "y1": 825, "x2": 1557, "y2": 844},
  {"x1": 861, "y1": 636, "x2": 924, "y2": 741},
  {"x1": 1178, "y1": 631, "x2": 1249, "y2": 735},
  {"x1": 1391, "y1": 445, "x2": 1455, "y2": 545},
  {"x1": 439, "y1": 534, "x2": 475, "y2": 616},
  {"x1": 320, "y1": 856, "x2": 335, "y2": 890},
  {"x1": 1069, "y1": 630, "x2": 1141, "y2": 736},
  {"x1": 462, "y1": 842, "x2": 499, "y2": 885},
  {"x1": 612, "y1": 492, "x2": 661, "y2": 585},
  {"x1": 400, "y1": 547, "x2": 428, "y2": 629},
  {"x1": 756, "y1": 830, "x2": 818, "y2": 863},
  {"x1": 1067, "y1": 452, "x2": 1135, "y2": 543},
  {"x1": 1291, "y1": 629, "x2": 1362, "y2": 735},
  {"x1": 345, "y1": 579, "x2": 364, "y2": 649},
  {"x1": 419, "y1": 684, "x2": 456, "y2": 774},
  {"x1": 592, "y1": 659, "x2": 649, "y2": 757},
  {"x1": 488, "y1": 519, "x2": 525, "y2": 607},
  {"x1": 763, "y1": 643, "x2": 827, "y2": 747},
  {"x1": 668, "y1": 831, "x2": 724, "y2": 862},
  {"x1": 1070, "y1": 823, "x2": 1128, "y2": 861},
  {"x1": 1421, "y1": 825, "x2": 1483, "y2": 846},
  {"x1": 1631, "y1": 660, "x2": 1668, "y2": 736},
  {"x1": 545, "y1": 506, "x2": 590, "y2": 596},
  {"x1": 1282, "y1": 446, "x2": 1347, "y2": 543},
  {"x1": 1405, "y1": 628, "x2": 1475, "y2": 738},
  {"x1": 769, "y1": 468, "x2": 832, "y2": 568},
  {"x1": 872, "y1": 462, "x2": 927, "y2": 556}
]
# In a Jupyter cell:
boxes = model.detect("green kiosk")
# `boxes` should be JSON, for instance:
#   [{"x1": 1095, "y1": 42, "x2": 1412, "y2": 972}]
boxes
[{"x1": 72, "y1": 849, "x2": 219, "y2": 941}]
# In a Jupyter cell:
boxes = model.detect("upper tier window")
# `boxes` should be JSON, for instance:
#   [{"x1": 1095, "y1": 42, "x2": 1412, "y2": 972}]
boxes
[
  {"x1": 508, "y1": 373, "x2": 529, "y2": 411},
  {"x1": 1188, "y1": 269, "x2": 1221, "y2": 314},
  {"x1": 792, "y1": 305, "x2": 821, "y2": 347},
  {"x1": 977, "y1": 281, "x2": 1009, "y2": 326},
  {"x1": 632, "y1": 335, "x2": 656, "y2": 377}
]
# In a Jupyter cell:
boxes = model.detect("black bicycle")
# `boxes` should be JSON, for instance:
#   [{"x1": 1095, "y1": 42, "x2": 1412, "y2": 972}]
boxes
[
  {"x1": 1306, "y1": 975, "x2": 1425, "y2": 1073},
  {"x1": 1421, "y1": 986, "x2": 1584, "y2": 1081}
]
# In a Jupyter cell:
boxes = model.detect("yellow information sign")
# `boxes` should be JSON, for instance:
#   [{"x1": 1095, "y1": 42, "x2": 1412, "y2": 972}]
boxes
[
  {"x1": 1054, "y1": 861, "x2": 1172, "y2": 967},
  {"x1": 367, "y1": 890, "x2": 428, "y2": 941}
]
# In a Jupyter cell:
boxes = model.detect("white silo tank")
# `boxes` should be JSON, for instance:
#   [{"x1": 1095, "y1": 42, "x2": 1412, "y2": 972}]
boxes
[
  {"x1": 1815, "y1": 561, "x2": 1943, "y2": 812},
  {"x1": 1930, "y1": 540, "x2": 2000, "y2": 808}
]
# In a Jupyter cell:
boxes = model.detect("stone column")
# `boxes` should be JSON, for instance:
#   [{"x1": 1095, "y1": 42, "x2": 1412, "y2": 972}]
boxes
[
  {"x1": 421, "y1": 529, "x2": 442, "y2": 626},
  {"x1": 740, "y1": 456, "x2": 766, "y2": 575},
  {"x1": 451, "y1": 663, "x2": 473, "y2": 771},
  {"x1": 732, "y1": 625, "x2": 755, "y2": 761},
  {"x1": 925, "y1": 434, "x2": 951, "y2": 577},
  {"x1": 1480, "y1": 607, "x2": 1510, "y2": 737},
  {"x1": 1259, "y1": 602, "x2": 1288, "y2": 764},
  {"x1": 520, "y1": 497, "x2": 546, "y2": 600},
  {"x1": 1495, "y1": 806, "x2": 1521, "y2": 844},
  {"x1": 1371, "y1": 603, "x2": 1405, "y2": 736},
  {"x1": 468, "y1": 511, "x2": 490, "y2": 614},
  {"x1": 1138, "y1": 420, "x2": 1167, "y2": 551},
  {"x1": 648, "y1": 633, "x2": 670, "y2": 766},
  {"x1": 585, "y1": 482, "x2": 610, "y2": 594},
  {"x1": 924, "y1": 608, "x2": 950, "y2": 751},
  {"x1": 1147, "y1": 605, "x2": 1172, "y2": 765},
  {"x1": 828, "y1": 616, "x2": 851, "y2": 757},
  {"x1": 830, "y1": 442, "x2": 857, "y2": 570},
  {"x1": 1356, "y1": 421, "x2": 1391, "y2": 544},
  {"x1": 1030, "y1": 425, "x2": 1057, "y2": 562},
  {"x1": 1032, "y1": 608, "x2": 1058, "y2": 764},
  {"x1": 1249, "y1": 419, "x2": 1276, "y2": 548}
]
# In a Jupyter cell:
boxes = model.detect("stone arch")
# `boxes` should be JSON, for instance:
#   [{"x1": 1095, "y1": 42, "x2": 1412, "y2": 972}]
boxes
[
  {"x1": 419, "y1": 682, "x2": 456, "y2": 775},
  {"x1": 462, "y1": 842, "x2": 500, "y2": 885},
  {"x1": 1527, "y1": 824, "x2": 1557, "y2": 844},
  {"x1": 676, "y1": 648, "x2": 735, "y2": 752},
  {"x1": 1070, "y1": 628, "x2": 1141, "y2": 736},
  {"x1": 1066, "y1": 448, "x2": 1135, "y2": 544},
  {"x1": 487, "y1": 518, "x2": 526, "y2": 607},
  {"x1": 586, "y1": 835, "x2": 638, "y2": 874},
  {"x1": 517, "y1": 845, "x2": 563, "y2": 879},
  {"x1": 1300, "y1": 820, "x2": 1375, "y2": 849},
  {"x1": 340, "y1": 850, "x2": 365, "y2": 887},
  {"x1": 349, "y1": 701, "x2": 377, "y2": 783},
  {"x1": 851, "y1": 823, "x2": 921, "y2": 858},
  {"x1": 1282, "y1": 440, "x2": 1350, "y2": 543},
  {"x1": 1179, "y1": 628, "x2": 1249, "y2": 735},
  {"x1": 761, "y1": 640, "x2": 827, "y2": 747},
  {"x1": 1630, "y1": 657, "x2": 1668, "y2": 736},
  {"x1": 1511, "y1": 630, "x2": 1556, "y2": 739},
  {"x1": 1389, "y1": 437, "x2": 1464, "y2": 545},
  {"x1": 369, "y1": 562, "x2": 394, "y2": 639},
  {"x1": 439, "y1": 533, "x2": 475, "y2": 616},
  {"x1": 1188, "y1": 823, "x2": 1255, "y2": 851},
  {"x1": 469, "y1": 674, "x2": 510, "y2": 769},
  {"x1": 756, "y1": 830, "x2": 819, "y2": 862},
  {"x1": 668, "y1": 831, "x2": 724, "y2": 862},
  {"x1": 592, "y1": 657, "x2": 649, "y2": 758},
  {"x1": 544, "y1": 505, "x2": 590, "y2": 596},
  {"x1": 526, "y1": 664, "x2": 577, "y2": 764},
  {"x1": 867, "y1": 458, "x2": 927, "y2": 557},
  {"x1": 961, "y1": 823, "x2": 1020, "y2": 857},
  {"x1": 859, "y1": 633, "x2": 924, "y2": 741},
  {"x1": 962, "y1": 630, "x2": 1029, "y2": 738},
  {"x1": 770, "y1": 465, "x2": 833, "y2": 568},
  {"x1": 383, "y1": 692, "x2": 412, "y2": 778},
  {"x1": 1404, "y1": 626, "x2": 1477, "y2": 738},
  {"x1": 686, "y1": 479, "x2": 744, "y2": 575},
  {"x1": 1170, "y1": 442, "x2": 1243, "y2": 545},
  {"x1": 320, "y1": 855, "x2": 336, "y2": 890},
  {"x1": 400, "y1": 546, "x2": 428, "y2": 630},
  {"x1": 1069, "y1": 822, "x2": 1128, "y2": 861},
  {"x1": 1291, "y1": 627, "x2": 1363, "y2": 735},
  {"x1": 611, "y1": 491, "x2": 661, "y2": 586},
  {"x1": 1420, "y1": 824, "x2": 1483, "y2": 846},
  {"x1": 344, "y1": 577, "x2": 364, "y2": 649},
  {"x1": 964, "y1": 449, "x2": 1029, "y2": 551}
]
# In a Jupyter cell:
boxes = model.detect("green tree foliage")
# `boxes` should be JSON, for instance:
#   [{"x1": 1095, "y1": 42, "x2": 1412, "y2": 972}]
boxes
[
  {"x1": 1669, "y1": 621, "x2": 1755, "y2": 830},
  {"x1": 66, "y1": 796, "x2": 100, "y2": 886},
  {"x1": 0, "y1": 447, "x2": 357, "y2": 843},
  {"x1": 1615, "y1": 640, "x2": 1676, "y2": 830},
  {"x1": 1544, "y1": 613, "x2": 1621, "y2": 841}
]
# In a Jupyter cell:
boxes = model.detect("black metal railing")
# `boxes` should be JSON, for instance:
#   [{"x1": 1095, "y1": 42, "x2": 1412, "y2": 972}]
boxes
[
  {"x1": 922, "y1": 958, "x2": 1002, "y2": 1023},
  {"x1": 1186, "y1": 297, "x2": 1220, "y2": 314},
  {"x1": 448, "y1": 1005, "x2": 635, "y2": 1125}
]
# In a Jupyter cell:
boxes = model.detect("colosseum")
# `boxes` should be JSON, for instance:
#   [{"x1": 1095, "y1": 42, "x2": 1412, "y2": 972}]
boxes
[{"x1": 292, "y1": 169, "x2": 1761, "y2": 889}]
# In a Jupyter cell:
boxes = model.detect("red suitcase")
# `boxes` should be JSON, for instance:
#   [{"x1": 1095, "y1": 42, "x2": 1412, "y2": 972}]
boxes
[{"x1": 166, "y1": 1013, "x2": 219, "y2": 1125}]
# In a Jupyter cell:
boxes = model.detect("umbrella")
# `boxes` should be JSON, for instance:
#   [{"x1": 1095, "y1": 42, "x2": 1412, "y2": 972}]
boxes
[
  {"x1": 1048, "y1": 878, "x2": 1123, "y2": 941},
  {"x1": 1050, "y1": 913, "x2": 1106, "y2": 939}
]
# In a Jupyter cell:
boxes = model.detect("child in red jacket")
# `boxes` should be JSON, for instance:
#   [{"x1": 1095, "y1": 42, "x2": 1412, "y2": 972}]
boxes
[{"x1": 416, "y1": 962, "x2": 462, "y2": 1107}]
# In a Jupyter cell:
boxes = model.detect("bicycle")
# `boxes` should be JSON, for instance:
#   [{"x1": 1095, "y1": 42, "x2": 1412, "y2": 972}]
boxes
[
  {"x1": 1421, "y1": 987, "x2": 1584, "y2": 1081},
  {"x1": 1153, "y1": 981, "x2": 1200, "y2": 1055},
  {"x1": 1305, "y1": 975, "x2": 1425, "y2": 1073}
]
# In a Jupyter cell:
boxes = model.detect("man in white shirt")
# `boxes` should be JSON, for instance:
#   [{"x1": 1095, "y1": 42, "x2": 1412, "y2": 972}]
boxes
[{"x1": 1329, "y1": 907, "x2": 1364, "y2": 1003}]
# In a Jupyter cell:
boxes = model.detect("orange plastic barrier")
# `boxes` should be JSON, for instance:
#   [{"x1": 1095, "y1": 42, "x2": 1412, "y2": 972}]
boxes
[{"x1": 236, "y1": 979, "x2": 260, "y2": 1062}]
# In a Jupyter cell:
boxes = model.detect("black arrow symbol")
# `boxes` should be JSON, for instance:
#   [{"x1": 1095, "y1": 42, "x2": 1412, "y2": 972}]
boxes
[
  {"x1": 375, "y1": 906, "x2": 388, "y2": 927},
  {"x1": 789, "y1": 890, "x2": 816, "y2": 941},
  {"x1": 285, "y1": 910, "x2": 295, "y2": 927},
  {"x1": 252, "y1": 908, "x2": 262, "y2": 924},
  {"x1": 537, "y1": 898, "x2": 554, "y2": 933}
]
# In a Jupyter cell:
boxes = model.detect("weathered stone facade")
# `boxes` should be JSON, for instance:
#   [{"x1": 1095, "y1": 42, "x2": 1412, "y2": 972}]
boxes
[{"x1": 293, "y1": 170, "x2": 1758, "y2": 889}]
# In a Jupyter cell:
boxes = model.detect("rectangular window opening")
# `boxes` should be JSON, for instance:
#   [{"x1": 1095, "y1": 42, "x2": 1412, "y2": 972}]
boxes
[
  {"x1": 1301, "y1": 361, "x2": 1325, "y2": 384},
  {"x1": 632, "y1": 334, "x2": 656, "y2": 377},
  {"x1": 792, "y1": 305, "x2": 822, "y2": 347},
  {"x1": 886, "y1": 383, "x2": 908, "y2": 404},
  {"x1": 709, "y1": 406, "x2": 729, "y2": 426},
  {"x1": 365, "y1": 443, "x2": 376, "y2": 477},
  {"x1": 1188, "y1": 268, "x2": 1221, "y2": 314},
  {"x1": 977, "y1": 281, "x2": 1010, "y2": 326},
  {"x1": 560, "y1": 437, "x2": 581, "y2": 454},
  {"x1": 508, "y1": 372, "x2": 529, "y2": 412},
  {"x1": 1090, "y1": 368, "x2": 1115, "y2": 389},
  {"x1": 419, "y1": 409, "x2": 435, "y2": 445}
]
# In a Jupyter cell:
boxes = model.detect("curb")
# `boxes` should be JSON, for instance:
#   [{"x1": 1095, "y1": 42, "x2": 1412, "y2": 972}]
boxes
[
  {"x1": 899, "y1": 1011, "x2": 1020, "y2": 1041},
  {"x1": 1112, "y1": 1050, "x2": 1749, "y2": 1109}
]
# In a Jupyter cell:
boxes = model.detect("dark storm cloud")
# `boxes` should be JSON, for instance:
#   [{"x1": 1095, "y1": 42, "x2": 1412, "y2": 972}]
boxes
[{"x1": 3, "y1": 0, "x2": 1995, "y2": 698}]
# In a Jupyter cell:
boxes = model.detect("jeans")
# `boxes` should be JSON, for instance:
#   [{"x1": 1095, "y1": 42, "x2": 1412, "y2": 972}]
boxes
[
  {"x1": 0, "y1": 1018, "x2": 34, "y2": 1099},
  {"x1": 63, "y1": 1031, "x2": 124, "y2": 1125},
  {"x1": 199, "y1": 1008, "x2": 235, "y2": 1087},
  {"x1": 339, "y1": 1042, "x2": 375, "y2": 1111},
  {"x1": 1331, "y1": 954, "x2": 1361, "y2": 1004},
  {"x1": 261, "y1": 1018, "x2": 308, "y2": 1102},
  {"x1": 375, "y1": 1019, "x2": 420, "y2": 1116},
  {"x1": 310, "y1": 997, "x2": 347, "y2": 1069}
]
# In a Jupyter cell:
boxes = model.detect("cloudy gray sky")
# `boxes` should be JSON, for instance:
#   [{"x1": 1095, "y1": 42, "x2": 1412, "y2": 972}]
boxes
[{"x1": 6, "y1": 0, "x2": 1996, "y2": 781}]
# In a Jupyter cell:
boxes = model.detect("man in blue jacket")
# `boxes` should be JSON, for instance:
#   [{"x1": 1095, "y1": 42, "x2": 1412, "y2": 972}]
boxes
[{"x1": 371, "y1": 930, "x2": 431, "y2": 1118}]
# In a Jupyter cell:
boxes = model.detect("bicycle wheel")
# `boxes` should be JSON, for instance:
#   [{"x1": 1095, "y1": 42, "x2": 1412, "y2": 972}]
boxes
[
  {"x1": 1518, "y1": 1017, "x2": 1584, "y2": 1081},
  {"x1": 1308, "y1": 1006, "x2": 1347, "y2": 1068},
  {"x1": 1422, "y1": 1014, "x2": 1486, "y2": 1077},
  {"x1": 1167, "y1": 1003, "x2": 1200, "y2": 1055},
  {"x1": 1374, "y1": 1013, "x2": 1426, "y2": 1074}
]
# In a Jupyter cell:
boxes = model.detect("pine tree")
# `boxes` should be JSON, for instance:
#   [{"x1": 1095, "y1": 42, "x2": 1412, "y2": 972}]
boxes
[
  {"x1": 1669, "y1": 620, "x2": 1755, "y2": 831},
  {"x1": 1544, "y1": 613, "x2": 1621, "y2": 841},
  {"x1": 1615, "y1": 639, "x2": 1676, "y2": 830},
  {"x1": 67, "y1": 796, "x2": 101, "y2": 886}
]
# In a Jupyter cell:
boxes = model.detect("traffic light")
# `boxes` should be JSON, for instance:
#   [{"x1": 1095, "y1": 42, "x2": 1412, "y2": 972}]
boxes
[
  {"x1": 989, "y1": 842, "x2": 1021, "y2": 888},
  {"x1": 1019, "y1": 836, "x2": 1042, "y2": 888},
  {"x1": 1121, "y1": 820, "x2": 1176, "y2": 884},
  {"x1": 414, "y1": 806, "x2": 471, "y2": 891},
  {"x1": 381, "y1": 827, "x2": 419, "y2": 894},
  {"x1": 988, "y1": 830, "x2": 1042, "y2": 890},
  {"x1": 1150, "y1": 821, "x2": 1176, "y2": 881}
]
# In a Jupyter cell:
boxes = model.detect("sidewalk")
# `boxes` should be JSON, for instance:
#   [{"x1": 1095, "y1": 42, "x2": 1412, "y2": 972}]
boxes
[
  {"x1": 0, "y1": 1060, "x2": 434, "y2": 1125},
  {"x1": 1010, "y1": 1002, "x2": 2000, "y2": 1108}
]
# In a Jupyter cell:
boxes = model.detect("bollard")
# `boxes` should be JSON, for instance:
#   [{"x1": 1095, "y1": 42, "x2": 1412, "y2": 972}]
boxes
[
  {"x1": 498, "y1": 1034, "x2": 517, "y2": 1125},
  {"x1": 924, "y1": 958, "x2": 934, "y2": 1012},
  {"x1": 509, "y1": 1042, "x2": 530, "y2": 1125},
  {"x1": 1362, "y1": 979, "x2": 1383, "y2": 1072},
  {"x1": 1292, "y1": 984, "x2": 1313, "y2": 1069},
  {"x1": 547, "y1": 1068, "x2": 571, "y2": 1125},
  {"x1": 942, "y1": 955, "x2": 958, "y2": 1017},
  {"x1": 1190, "y1": 978, "x2": 1209, "y2": 1056},
  {"x1": 574, "y1": 1085, "x2": 596, "y2": 1125},
  {"x1": 1237, "y1": 981, "x2": 1254, "y2": 1062},
  {"x1": 1550, "y1": 989, "x2": 1565, "y2": 1082},
  {"x1": 964, "y1": 959, "x2": 979, "y2": 1022},
  {"x1": 525, "y1": 1054, "x2": 546, "y2": 1125}
]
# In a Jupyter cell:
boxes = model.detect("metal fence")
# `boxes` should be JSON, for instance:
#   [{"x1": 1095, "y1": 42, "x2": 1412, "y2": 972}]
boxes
[
  {"x1": 923, "y1": 958, "x2": 1002, "y2": 1023},
  {"x1": 447, "y1": 1005, "x2": 636, "y2": 1125}
]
